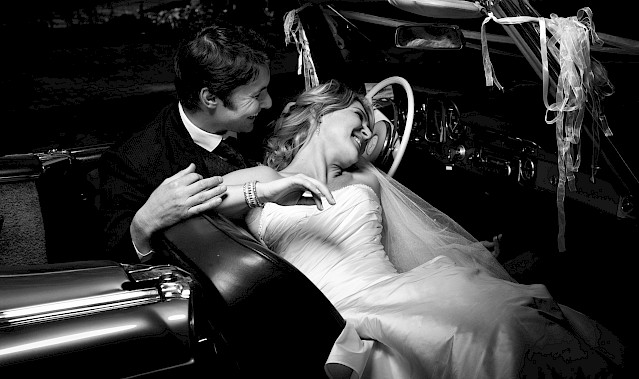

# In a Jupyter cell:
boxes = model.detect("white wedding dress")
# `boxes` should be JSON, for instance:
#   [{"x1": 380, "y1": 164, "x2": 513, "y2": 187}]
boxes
[{"x1": 249, "y1": 183, "x2": 620, "y2": 378}]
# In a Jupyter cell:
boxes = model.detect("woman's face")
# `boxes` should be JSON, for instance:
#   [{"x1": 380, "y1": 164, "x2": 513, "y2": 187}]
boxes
[{"x1": 319, "y1": 101, "x2": 372, "y2": 166}]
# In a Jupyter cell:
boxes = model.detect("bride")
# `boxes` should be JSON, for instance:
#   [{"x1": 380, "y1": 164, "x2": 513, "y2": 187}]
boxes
[{"x1": 218, "y1": 80, "x2": 622, "y2": 378}]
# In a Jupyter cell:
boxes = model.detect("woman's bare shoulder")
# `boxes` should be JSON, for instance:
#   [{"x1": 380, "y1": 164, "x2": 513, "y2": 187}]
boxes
[{"x1": 345, "y1": 167, "x2": 381, "y2": 197}]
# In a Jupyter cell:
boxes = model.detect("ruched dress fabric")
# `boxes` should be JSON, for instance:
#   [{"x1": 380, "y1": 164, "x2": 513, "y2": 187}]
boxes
[{"x1": 251, "y1": 184, "x2": 617, "y2": 378}]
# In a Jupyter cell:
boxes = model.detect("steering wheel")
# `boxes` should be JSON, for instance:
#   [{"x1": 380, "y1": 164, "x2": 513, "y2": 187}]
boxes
[{"x1": 363, "y1": 76, "x2": 415, "y2": 177}]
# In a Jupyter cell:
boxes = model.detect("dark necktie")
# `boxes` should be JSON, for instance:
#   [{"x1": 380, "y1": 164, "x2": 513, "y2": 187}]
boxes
[{"x1": 215, "y1": 137, "x2": 247, "y2": 169}]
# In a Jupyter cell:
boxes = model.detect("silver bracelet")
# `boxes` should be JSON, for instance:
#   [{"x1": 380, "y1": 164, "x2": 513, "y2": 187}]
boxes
[
  {"x1": 253, "y1": 181, "x2": 265, "y2": 207},
  {"x1": 243, "y1": 181, "x2": 264, "y2": 208}
]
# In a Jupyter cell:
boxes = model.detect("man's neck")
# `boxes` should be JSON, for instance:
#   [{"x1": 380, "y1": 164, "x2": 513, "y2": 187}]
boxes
[
  {"x1": 182, "y1": 106, "x2": 226, "y2": 135},
  {"x1": 179, "y1": 102, "x2": 229, "y2": 152}
]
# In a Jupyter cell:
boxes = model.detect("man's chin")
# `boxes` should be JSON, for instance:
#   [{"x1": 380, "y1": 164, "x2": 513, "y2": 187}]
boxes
[
  {"x1": 231, "y1": 121, "x2": 254, "y2": 134},
  {"x1": 241, "y1": 124, "x2": 255, "y2": 133}
]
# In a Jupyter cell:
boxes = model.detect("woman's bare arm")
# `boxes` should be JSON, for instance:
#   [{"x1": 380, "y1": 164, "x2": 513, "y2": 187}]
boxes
[
  {"x1": 215, "y1": 166, "x2": 281, "y2": 219},
  {"x1": 216, "y1": 166, "x2": 336, "y2": 219}
]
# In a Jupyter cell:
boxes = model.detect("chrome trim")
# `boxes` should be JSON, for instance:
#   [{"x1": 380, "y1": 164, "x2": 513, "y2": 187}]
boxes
[
  {"x1": 161, "y1": 281, "x2": 192, "y2": 300},
  {"x1": 0, "y1": 154, "x2": 43, "y2": 183},
  {"x1": 0, "y1": 289, "x2": 161, "y2": 328},
  {"x1": 0, "y1": 174, "x2": 41, "y2": 183},
  {"x1": 36, "y1": 150, "x2": 72, "y2": 170},
  {"x1": 68, "y1": 143, "x2": 112, "y2": 159},
  {"x1": 128, "y1": 265, "x2": 194, "y2": 300}
]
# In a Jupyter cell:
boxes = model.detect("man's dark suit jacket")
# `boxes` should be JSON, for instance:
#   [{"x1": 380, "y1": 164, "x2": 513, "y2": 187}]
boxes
[{"x1": 99, "y1": 102, "x2": 252, "y2": 263}]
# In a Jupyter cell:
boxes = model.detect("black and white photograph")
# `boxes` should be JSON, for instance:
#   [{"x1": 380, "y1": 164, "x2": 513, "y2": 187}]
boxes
[{"x1": 1, "y1": 1, "x2": 636, "y2": 377}]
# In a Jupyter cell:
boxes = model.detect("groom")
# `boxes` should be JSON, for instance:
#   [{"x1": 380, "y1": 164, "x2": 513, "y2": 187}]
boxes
[{"x1": 99, "y1": 22, "x2": 273, "y2": 264}]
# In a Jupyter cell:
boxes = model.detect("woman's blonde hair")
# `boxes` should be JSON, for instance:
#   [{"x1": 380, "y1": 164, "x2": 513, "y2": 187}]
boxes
[{"x1": 264, "y1": 80, "x2": 374, "y2": 170}]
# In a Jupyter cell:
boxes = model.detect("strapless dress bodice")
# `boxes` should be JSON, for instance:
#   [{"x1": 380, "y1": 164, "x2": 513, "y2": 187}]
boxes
[{"x1": 252, "y1": 184, "x2": 397, "y2": 304}]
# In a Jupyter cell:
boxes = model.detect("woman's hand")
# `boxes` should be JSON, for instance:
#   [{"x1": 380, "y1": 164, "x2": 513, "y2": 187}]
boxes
[
  {"x1": 481, "y1": 234, "x2": 502, "y2": 258},
  {"x1": 257, "y1": 174, "x2": 336, "y2": 211}
]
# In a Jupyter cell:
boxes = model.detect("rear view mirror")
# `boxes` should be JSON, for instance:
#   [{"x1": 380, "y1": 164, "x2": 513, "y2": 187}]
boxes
[{"x1": 395, "y1": 24, "x2": 464, "y2": 50}]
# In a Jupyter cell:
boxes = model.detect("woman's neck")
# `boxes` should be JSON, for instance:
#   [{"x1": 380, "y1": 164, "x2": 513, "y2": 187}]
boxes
[{"x1": 280, "y1": 144, "x2": 343, "y2": 185}]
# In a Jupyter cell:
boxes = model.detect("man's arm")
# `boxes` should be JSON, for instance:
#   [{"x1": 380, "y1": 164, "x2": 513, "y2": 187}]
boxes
[
  {"x1": 99, "y1": 149, "x2": 150, "y2": 263},
  {"x1": 100, "y1": 151, "x2": 226, "y2": 263},
  {"x1": 129, "y1": 164, "x2": 225, "y2": 259}
]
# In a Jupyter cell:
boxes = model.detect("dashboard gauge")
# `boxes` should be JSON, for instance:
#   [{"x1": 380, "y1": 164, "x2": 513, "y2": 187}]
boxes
[{"x1": 423, "y1": 98, "x2": 465, "y2": 143}]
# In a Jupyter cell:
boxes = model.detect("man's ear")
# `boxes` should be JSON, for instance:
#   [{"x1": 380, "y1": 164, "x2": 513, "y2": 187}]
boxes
[{"x1": 199, "y1": 88, "x2": 218, "y2": 110}]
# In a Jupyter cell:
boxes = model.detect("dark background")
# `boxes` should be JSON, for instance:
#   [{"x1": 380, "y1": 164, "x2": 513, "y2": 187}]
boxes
[
  {"x1": 0, "y1": 0, "x2": 303, "y2": 156},
  {"x1": 2, "y1": 0, "x2": 637, "y2": 155}
]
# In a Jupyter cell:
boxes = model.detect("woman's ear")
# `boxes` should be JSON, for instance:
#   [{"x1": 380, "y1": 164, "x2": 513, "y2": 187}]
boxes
[
  {"x1": 199, "y1": 88, "x2": 218, "y2": 110},
  {"x1": 312, "y1": 115, "x2": 322, "y2": 135}
]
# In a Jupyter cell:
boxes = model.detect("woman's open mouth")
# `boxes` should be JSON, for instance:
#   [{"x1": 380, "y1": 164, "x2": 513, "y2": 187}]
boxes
[{"x1": 353, "y1": 136, "x2": 362, "y2": 150}]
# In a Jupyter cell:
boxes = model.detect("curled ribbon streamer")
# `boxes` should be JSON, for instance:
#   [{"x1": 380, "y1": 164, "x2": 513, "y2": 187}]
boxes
[
  {"x1": 480, "y1": 7, "x2": 612, "y2": 252},
  {"x1": 284, "y1": 5, "x2": 319, "y2": 90},
  {"x1": 481, "y1": 15, "x2": 503, "y2": 90},
  {"x1": 480, "y1": 13, "x2": 539, "y2": 90}
]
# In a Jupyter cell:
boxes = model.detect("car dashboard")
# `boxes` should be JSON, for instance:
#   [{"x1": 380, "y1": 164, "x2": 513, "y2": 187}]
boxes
[{"x1": 384, "y1": 89, "x2": 632, "y2": 220}]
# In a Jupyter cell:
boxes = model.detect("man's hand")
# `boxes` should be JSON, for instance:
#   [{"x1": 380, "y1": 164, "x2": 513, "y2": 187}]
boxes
[{"x1": 131, "y1": 163, "x2": 227, "y2": 254}]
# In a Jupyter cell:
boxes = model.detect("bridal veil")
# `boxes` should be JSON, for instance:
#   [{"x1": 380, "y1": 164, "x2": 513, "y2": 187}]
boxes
[{"x1": 359, "y1": 160, "x2": 514, "y2": 281}]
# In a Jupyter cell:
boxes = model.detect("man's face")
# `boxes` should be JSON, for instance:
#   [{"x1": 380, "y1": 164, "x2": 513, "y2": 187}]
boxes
[{"x1": 214, "y1": 65, "x2": 272, "y2": 134}]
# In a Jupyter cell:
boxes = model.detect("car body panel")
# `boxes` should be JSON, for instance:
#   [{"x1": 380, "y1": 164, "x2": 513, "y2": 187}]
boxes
[{"x1": 1, "y1": 262, "x2": 195, "y2": 377}]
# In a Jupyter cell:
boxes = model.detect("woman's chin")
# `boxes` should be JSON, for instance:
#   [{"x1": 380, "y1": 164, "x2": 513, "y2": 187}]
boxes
[{"x1": 343, "y1": 156, "x2": 360, "y2": 168}]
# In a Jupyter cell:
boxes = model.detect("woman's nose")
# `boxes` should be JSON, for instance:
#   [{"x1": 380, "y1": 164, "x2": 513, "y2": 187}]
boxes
[{"x1": 361, "y1": 124, "x2": 373, "y2": 140}]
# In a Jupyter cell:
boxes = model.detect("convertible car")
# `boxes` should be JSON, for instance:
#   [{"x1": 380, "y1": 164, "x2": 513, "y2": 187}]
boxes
[{"x1": 1, "y1": 0, "x2": 636, "y2": 377}]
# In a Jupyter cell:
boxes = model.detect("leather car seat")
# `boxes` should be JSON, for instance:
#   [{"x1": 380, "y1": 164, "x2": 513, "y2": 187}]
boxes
[{"x1": 155, "y1": 211, "x2": 346, "y2": 379}]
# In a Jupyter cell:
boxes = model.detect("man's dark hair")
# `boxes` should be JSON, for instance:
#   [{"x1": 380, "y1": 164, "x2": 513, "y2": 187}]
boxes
[{"x1": 174, "y1": 22, "x2": 271, "y2": 111}]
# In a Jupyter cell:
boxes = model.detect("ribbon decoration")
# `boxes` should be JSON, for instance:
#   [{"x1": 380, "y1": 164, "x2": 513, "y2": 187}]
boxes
[
  {"x1": 284, "y1": 4, "x2": 320, "y2": 90},
  {"x1": 480, "y1": 7, "x2": 614, "y2": 252}
]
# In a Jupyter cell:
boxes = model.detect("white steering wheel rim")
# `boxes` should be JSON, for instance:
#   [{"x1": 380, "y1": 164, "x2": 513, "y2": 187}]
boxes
[{"x1": 365, "y1": 76, "x2": 414, "y2": 177}]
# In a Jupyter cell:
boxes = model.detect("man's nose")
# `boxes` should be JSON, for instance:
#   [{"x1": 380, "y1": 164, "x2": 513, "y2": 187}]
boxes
[{"x1": 261, "y1": 92, "x2": 273, "y2": 109}]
